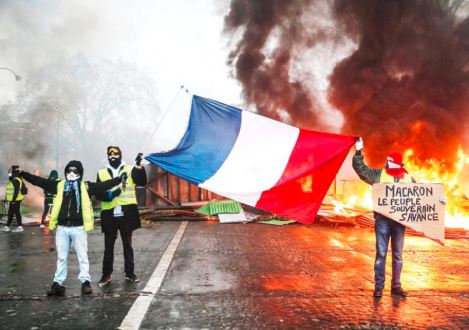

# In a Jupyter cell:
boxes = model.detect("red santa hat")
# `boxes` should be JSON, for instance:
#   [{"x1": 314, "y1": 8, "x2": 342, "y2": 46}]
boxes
[{"x1": 386, "y1": 151, "x2": 408, "y2": 179}]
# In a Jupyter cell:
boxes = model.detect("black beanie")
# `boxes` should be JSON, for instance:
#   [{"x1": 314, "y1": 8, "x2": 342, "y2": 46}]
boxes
[
  {"x1": 64, "y1": 160, "x2": 84, "y2": 179},
  {"x1": 10, "y1": 165, "x2": 20, "y2": 178},
  {"x1": 49, "y1": 170, "x2": 58, "y2": 180}
]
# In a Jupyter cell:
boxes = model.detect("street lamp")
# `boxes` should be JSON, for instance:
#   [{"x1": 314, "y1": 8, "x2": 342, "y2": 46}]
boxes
[{"x1": 0, "y1": 67, "x2": 21, "y2": 81}]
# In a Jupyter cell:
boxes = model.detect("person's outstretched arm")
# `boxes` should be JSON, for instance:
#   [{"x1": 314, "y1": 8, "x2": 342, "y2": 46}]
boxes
[
  {"x1": 352, "y1": 138, "x2": 382, "y2": 185},
  {"x1": 87, "y1": 175, "x2": 122, "y2": 197},
  {"x1": 21, "y1": 171, "x2": 58, "y2": 194},
  {"x1": 94, "y1": 172, "x2": 112, "y2": 201}
]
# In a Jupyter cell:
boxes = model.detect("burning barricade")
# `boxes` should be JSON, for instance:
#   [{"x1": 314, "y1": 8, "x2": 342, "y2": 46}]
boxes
[{"x1": 323, "y1": 147, "x2": 469, "y2": 240}]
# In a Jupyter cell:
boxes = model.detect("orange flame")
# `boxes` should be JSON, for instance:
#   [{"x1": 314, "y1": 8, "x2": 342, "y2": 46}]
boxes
[
  {"x1": 404, "y1": 147, "x2": 469, "y2": 229},
  {"x1": 335, "y1": 147, "x2": 469, "y2": 229}
]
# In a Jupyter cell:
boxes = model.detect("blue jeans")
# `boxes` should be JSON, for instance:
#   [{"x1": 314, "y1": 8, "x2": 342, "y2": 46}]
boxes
[
  {"x1": 374, "y1": 214, "x2": 406, "y2": 289},
  {"x1": 54, "y1": 226, "x2": 91, "y2": 285}
]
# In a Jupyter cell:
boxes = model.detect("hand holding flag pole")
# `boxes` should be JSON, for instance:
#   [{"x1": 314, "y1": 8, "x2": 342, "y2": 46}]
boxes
[{"x1": 355, "y1": 137, "x2": 364, "y2": 151}]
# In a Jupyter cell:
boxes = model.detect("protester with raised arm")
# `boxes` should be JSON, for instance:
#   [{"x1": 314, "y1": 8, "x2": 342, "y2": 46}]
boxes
[
  {"x1": 96, "y1": 146, "x2": 147, "y2": 287},
  {"x1": 352, "y1": 138, "x2": 415, "y2": 298},
  {"x1": 20, "y1": 160, "x2": 123, "y2": 296}
]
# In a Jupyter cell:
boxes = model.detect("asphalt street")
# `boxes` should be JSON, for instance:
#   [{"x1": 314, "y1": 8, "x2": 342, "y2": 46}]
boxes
[{"x1": 0, "y1": 220, "x2": 468, "y2": 329}]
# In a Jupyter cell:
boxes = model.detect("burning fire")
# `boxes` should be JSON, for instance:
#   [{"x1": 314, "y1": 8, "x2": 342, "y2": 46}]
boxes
[
  {"x1": 334, "y1": 147, "x2": 469, "y2": 230},
  {"x1": 404, "y1": 147, "x2": 469, "y2": 229}
]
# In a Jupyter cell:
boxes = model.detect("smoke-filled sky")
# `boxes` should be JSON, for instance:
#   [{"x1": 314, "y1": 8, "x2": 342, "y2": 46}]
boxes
[
  {"x1": 1, "y1": 0, "x2": 468, "y2": 179},
  {"x1": 0, "y1": 0, "x2": 241, "y2": 109},
  {"x1": 224, "y1": 0, "x2": 469, "y2": 169}
]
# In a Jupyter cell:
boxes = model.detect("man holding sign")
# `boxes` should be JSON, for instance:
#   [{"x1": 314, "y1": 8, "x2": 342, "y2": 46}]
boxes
[
  {"x1": 352, "y1": 138, "x2": 415, "y2": 298},
  {"x1": 353, "y1": 138, "x2": 447, "y2": 298}
]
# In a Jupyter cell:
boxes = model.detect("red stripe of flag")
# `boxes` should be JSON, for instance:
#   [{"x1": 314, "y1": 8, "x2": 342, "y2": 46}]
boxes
[{"x1": 255, "y1": 129, "x2": 355, "y2": 223}]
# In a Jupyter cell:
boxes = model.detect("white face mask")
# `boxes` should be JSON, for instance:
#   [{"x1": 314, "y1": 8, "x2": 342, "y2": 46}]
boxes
[
  {"x1": 387, "y1": 160, "x2": 402, "y2": 169},
  {"x1": 66, "y1": 172, "x2": 80, "y2": 181},
  {"x1": 8, "y1": 173, "x2": 12, "y2": 177}
]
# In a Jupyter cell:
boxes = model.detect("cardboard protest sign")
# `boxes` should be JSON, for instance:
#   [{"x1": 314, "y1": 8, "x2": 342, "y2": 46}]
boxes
[{"x1": 372, "y1": 183, "x2": 445, "y2": 245}]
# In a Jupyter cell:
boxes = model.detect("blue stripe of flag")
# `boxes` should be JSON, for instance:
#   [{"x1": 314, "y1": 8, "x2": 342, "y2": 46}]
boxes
[{"x1": 145, "y1": 95, "x2": 242, "y2": 185}]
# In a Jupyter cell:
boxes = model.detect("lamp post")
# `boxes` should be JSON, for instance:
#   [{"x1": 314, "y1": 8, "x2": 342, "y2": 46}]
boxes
[
  {"x1": 0, "y1": 67, "x2": 21, "y2": 81},
  {"x1": 56, "y1": 111, "x2": 59, "y2": 170}
]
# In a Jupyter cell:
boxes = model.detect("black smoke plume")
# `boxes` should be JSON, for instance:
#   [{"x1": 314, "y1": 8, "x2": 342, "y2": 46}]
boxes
[
  {"x1": 329, "y1": 0, "x2": 469, "y2": 167},
  {"x1": 224, "y1": 0, "x2": 331, "y2": 129},
  {"x1": 225, "y1": 0, "x2": 469, "y2": 169}
]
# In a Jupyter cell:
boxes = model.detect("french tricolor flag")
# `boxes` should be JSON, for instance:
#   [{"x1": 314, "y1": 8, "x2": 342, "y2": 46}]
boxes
[{"x1": 146, "y1": 95, "x2": 355, "y2": 223}]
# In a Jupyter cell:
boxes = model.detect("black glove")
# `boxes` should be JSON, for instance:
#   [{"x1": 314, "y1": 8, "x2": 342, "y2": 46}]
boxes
[
  {"x1": 111, "y1": 188, "x2": 122, "y2": 198},
  {"x1": 106, "y1": 188, "x2": 122, "y2": 200},
  {"x1": 135, "y1": 153, "x2": 143, "y2": 166},
  {"x1": 120, "y1": 172, "x2": 128, "y2": 183}
]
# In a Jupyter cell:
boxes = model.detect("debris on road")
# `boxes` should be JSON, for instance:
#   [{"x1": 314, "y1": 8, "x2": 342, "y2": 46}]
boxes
[
  {"x1": 140, "y1": 208, "x2": 214, "y2": 222},
  {"x1": 258, "y1": 219, "x2": 296, "y2": 226},
  {"x1": 196, "y1": 200, "x2": 242, "y2": 215}
]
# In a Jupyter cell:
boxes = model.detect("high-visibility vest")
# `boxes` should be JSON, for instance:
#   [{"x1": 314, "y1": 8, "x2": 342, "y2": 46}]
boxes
[
  {"x1": 98, "y1": 165, "x2": 137, "y2": 211},
  {"x1": 49, "y1": 180, "x2": 94, "y2": 231},
  {"x1": 5, "y1": 177, "x2": 24, "y2": 202},
  {"x1": 379, "y1": 171, "x2": 414, "y2": 183}
]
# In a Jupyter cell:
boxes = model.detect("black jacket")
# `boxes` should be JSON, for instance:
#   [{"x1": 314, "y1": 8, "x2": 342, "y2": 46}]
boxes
[
  {"x1": 22, "y1": 172, "x2": 120, "y2": 227},
  {"x1": 95, "y1": 165, "x2": 147, "y2": 233}
]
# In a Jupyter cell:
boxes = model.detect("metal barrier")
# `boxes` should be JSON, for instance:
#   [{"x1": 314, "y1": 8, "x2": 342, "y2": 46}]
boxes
[{"x1": 0, "y1": 200, "x2": 8, "y2": 224}]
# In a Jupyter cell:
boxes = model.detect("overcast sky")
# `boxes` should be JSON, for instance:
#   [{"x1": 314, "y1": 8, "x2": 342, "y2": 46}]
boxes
[{"x1": 0, "y1": 0, "x2": 241, "y2": 109}]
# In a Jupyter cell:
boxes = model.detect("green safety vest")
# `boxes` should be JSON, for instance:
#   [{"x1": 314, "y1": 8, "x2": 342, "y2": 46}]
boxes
[
  {"x1": 5, "y1": 177, "x2": 24, "y2": 202},
  {"x1": 98, "y1": 165, "x2": 137, "y2": 211},
  {"x1": 49, "y1": 180, "x2": 94, "y2": 231}
]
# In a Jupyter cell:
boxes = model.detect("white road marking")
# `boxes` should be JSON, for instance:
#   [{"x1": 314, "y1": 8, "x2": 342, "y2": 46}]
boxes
[{"x1": 119, "y1": 221, "x2": 188, "y2": 330}]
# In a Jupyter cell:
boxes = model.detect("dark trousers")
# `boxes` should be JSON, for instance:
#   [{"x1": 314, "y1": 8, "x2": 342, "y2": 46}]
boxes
[
  {"x1": 102, "y1": 217, "x2": 134, "y2": 277},
  {"x1": 374, "y1": 216, "x2": 406, "y2": 289},
  {"x1": 7, "y1": 202, "x2": 22, "y2": 226},
  {"x1": 41, "y1": 198, "x2": 53, "y2": 225}
]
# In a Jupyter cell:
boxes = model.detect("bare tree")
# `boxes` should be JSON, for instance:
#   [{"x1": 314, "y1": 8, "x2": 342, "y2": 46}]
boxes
[{"x1": 3, "y1": 56, "x2": 160, "y2": 177}]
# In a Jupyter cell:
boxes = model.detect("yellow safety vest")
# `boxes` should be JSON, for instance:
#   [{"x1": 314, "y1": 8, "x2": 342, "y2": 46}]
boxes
[
  {"x1": 98, "y1": 165, "x2": 137, "y2": 211},
  {"x1": 5, "y1": 177, "x2": 24, "y2": 202},
  {"x1": 49, "y1": 180, "x2": 94, "y2": 231},
  {"x1": 379, "y1": 171, "x2": 414, "y2": 183}
]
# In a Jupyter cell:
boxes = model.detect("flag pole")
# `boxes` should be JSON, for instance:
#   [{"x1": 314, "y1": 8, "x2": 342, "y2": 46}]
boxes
[
  {"x1": 127, "y1": 85, "x2": 189, "y2": 177},
  {"x1": 140, "y1": 85, "x2": 189, "y2": 155}
]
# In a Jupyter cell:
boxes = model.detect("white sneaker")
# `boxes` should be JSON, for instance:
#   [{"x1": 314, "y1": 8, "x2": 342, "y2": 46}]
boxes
[
  {"x1": 12, "y1": 226, "x2": 23, "y2": 232},
  {"x1": 39, "y1": 224, "x2": 45, "y2": 228},
  {"x1": 2, "y1": 226, "x2": 10, "y2": 232}
]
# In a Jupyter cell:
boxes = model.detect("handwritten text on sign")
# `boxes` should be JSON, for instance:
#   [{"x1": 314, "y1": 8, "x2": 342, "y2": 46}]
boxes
[{"x1": 372, "y1": 183, "x2": 445, "y2": 244}]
